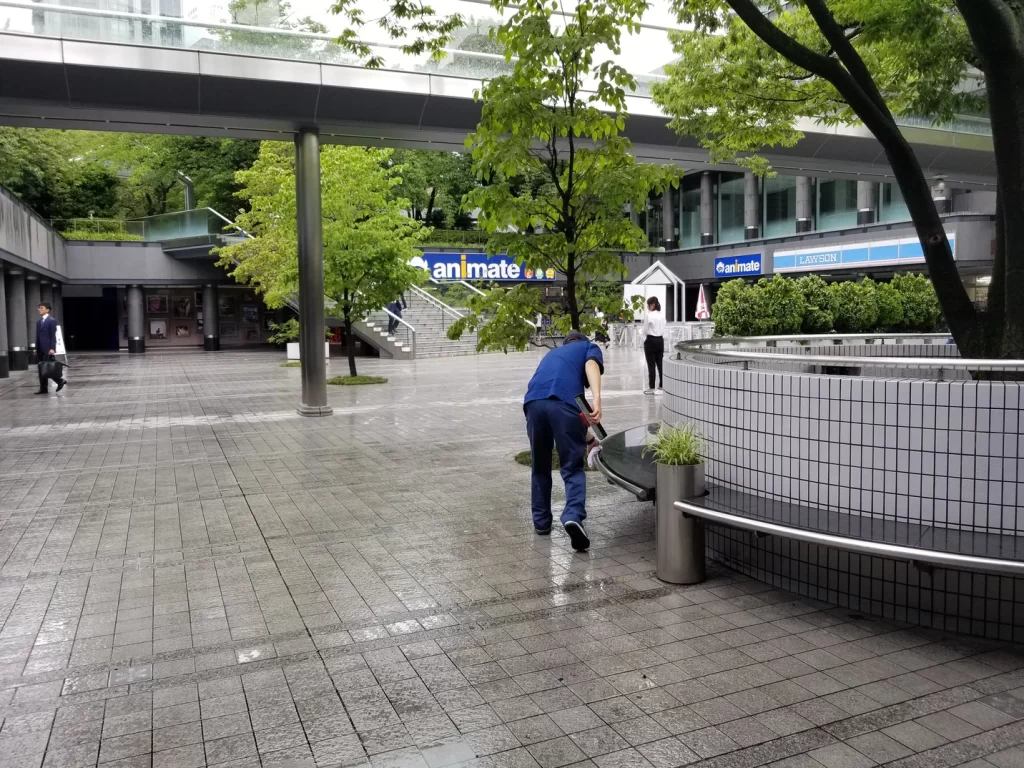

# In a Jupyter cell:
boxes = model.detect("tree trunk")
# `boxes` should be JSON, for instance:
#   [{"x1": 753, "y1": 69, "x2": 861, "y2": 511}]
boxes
[
  {"x1": 345, "y1": 314, "x2": 357, "y2": 378},
  {"x1": 425, "y1": 188, "x2": 437, "y2": 226},
  {"x1": 955, "y1": 0, "x2": 1024, "y2": 358},
  {"x1": 565, "y1": 260, "x2": 581, "y2": 331}
]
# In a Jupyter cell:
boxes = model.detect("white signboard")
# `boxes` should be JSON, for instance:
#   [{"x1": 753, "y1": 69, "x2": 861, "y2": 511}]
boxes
[{"x1": 55, "y1": 325, "x2": 66, "y2": 356}]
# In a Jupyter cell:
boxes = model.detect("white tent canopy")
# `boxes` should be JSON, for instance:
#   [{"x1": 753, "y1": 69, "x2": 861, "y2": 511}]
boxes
[{"x1": 624, "y1": 260, "x2": 685, "y2": 321}]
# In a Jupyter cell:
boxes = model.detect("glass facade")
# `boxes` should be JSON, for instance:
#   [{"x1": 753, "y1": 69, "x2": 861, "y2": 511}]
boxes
[
  {"x1": 817, "y1": 179, "x2": 859, "y2": 230},
  {"x1": 764, "y1": 176, "x2": 797, "y2": 238},
  {"x1": 645, "y1": 173, "x2": 916, "y2": 247},
  {"x1": 718, "y1": 174, "x2": 746, "y2": 244},
  {"x1": 679, "y1": 176, "x2": 701, "y2": 248},
  {"x1": 880, "y1": 182, "x2": 911, "y2": 223}
]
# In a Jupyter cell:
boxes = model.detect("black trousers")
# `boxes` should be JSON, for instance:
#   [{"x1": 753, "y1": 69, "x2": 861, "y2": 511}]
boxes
[{"x1": 644, "y1": 335, "x2": 664, "y2": 389}]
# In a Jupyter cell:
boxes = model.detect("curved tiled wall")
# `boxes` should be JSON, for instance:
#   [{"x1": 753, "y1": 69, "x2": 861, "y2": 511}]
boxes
[{"x1": 663, "y1": 352, "x2": 1024, "y2": 641}]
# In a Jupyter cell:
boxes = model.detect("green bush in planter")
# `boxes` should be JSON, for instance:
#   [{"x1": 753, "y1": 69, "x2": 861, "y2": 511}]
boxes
[
  {"x1": 710, "y1": 279, "x2": 751, "y2": 336},
  {"x1": 796, "y1": 275, "x2": 836, "y2": 334},
  {"x1": 891, "y1": 273, "x2": 942, "y2": 332},
  {"x1": 643, "y1": 423, "x2": 705, "y2": 466},
  {"x1": 830, "y1": 280, "x2": 879, "y2": 333},
  {"x1": 751, "y1": 275, "x2": 805, "y2": 335},
  {"x1": 875, "y1": 281, "x2": 904, "y2": 330}
]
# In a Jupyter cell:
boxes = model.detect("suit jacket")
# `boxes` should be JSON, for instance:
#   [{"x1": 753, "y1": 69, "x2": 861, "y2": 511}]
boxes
[{"x1": 36, "y1": 315, "x2": 57, "y2": 358}]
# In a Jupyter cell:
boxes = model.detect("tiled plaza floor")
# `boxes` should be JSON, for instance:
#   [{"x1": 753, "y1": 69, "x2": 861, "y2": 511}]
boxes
[{"x1": 0, "y1": 347, "x2": 1022, "y2": 768}]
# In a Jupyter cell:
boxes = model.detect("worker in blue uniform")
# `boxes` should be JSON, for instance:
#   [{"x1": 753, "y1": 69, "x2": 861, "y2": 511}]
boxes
[{"x1": 523, "y1": 331, "x2": 604, "y2": 551}]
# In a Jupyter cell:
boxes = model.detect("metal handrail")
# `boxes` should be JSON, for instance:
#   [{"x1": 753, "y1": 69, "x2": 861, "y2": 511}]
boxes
[
  {"x1": 379, "y1": 307, "x2": 416, "y2": 357},
  {"x1": 1, "y1": 0, "x2": 508, "y2": 60},
  {"x1": 680, "y1": 332, "x2": 951, "y2": 347},
  {"x1": 411, "y1": 285, "x2": 464, "y2": 321},
  {"x1": 680, "y1": 347, "x2": 1024, "y2": 372},
  {"x1": 675, "y1": 499, "x2": 1024, "y2": 577}
]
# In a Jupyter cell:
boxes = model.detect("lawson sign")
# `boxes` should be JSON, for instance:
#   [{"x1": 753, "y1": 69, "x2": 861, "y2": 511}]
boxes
[
  {"x1": 412, "y1": 253, "x2": 555, "y2": 282},
  {"x1": 715, "y1": 254, "x2": 762, "y2": 278},
  {"x1": 774, "y1": 234, "x2": 956, "y2": 274}
]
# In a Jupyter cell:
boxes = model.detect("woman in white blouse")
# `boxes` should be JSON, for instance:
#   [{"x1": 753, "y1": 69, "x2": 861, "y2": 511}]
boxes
[{"x1": 642, "y1": 296, "x2": 666, "y2": 394}]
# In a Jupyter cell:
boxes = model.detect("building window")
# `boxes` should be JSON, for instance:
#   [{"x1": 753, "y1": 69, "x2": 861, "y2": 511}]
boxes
[
  {"x1": 718, "y1": 173, "x2": 746, "y2": 244},
  {"x1": 679, "y1": 175, "x2": 701, "y2": 249},
  {"x1": 647, "y1": 195, "x2": 665, "y2": 248},
  {"x1": 764, "y1": 176, "x2": 797, "y2": 238},
  {"x1": 880, "y1": 182, "x2": 911, "y2": 223},
  {"x1": 817, "y1": 179, "x2": 858, "y2": 230}
]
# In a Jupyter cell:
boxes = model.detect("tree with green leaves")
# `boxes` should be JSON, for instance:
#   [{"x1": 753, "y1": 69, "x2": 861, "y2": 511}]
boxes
[
  {"x1": 0, "y1": 128, "x2": 120, "y2": 221},
  {"x1": 448, "y1": 0, "x2": 676, "y2": 349},
  {"x1": 391, "y1": 150, "x2": 476, "y2": 228},
  {"x1": 216, "y1": 143, "x2": 428, "y2": 377},
  {"x1": 651, "y1": 0, "x2": 1016, "y2": 359},
  {"x1": 330, "y1": 1, "x2": 465, "y2": 69}
]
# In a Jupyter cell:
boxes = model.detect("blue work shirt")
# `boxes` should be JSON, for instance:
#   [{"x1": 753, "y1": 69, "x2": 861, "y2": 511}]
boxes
[{"x1": 524, "y1": 341, "x2": 604, "y2": 408}]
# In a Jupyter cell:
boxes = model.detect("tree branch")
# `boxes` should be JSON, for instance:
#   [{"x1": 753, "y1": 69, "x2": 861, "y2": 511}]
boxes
[{"x1": 802, "y1": 0, "x2": 891, "y2": 118}]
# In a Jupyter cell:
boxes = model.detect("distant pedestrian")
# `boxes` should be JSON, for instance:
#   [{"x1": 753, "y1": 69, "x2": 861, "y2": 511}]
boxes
[
  {"x1": 35, "y1": 303, "x2": 65, "y2": 395},
  {"x1": 523, "y1": 331, "x2": 604, "y2": 552},
  {"x1": 643, "y1": 296, "x2": 666, "y2": 395},
  {"x1": 594, "y1": 307, "x2": 609, "y2": 348}
]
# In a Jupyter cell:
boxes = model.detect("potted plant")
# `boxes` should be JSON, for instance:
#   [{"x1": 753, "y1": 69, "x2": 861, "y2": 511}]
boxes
[
  {"x1": 269, "y1": 319, "x2": 331, "y2": 364},
  {"x1": 644, "y1": 423, "x2": 706, "y2": 585}
]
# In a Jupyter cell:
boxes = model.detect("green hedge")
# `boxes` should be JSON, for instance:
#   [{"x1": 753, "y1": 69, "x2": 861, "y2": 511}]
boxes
[
  {"x1": 61, "y1": 230, "x2": 143, "y2": 242},
  {"x1": 712, "y1": 273, "x2": 942, "y2": 336}
]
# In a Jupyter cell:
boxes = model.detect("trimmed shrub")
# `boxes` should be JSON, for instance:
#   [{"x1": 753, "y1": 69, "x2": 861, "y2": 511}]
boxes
[
  {"x1": 830, "y1": 280, "x2": 879, "y2": 333},
  {"x1": 752, "y1": 275, "x2": 805, "y2": 335},
  {"x1": 875, "y1": 281, "x2": 904, "y2": 330},
  {"x1": 796, "y1": 275, "x2": 835, "y2": 334},
  {"x1": 891, "y1": 273, "x2": 942, "y2": 332},
  {"x1": 710, "y1": 279, "x2": 751, "y2": 336}
]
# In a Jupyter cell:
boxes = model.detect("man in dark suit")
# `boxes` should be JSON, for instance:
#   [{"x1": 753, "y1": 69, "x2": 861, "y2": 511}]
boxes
[{"x1": 35, "y1": 302, "x2": 65, "y2": 394}]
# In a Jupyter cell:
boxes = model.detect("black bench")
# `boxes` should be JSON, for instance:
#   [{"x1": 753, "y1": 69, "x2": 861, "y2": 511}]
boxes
[{"x1": 595, "y1": 425, "x2": 1024, "y2": 577}]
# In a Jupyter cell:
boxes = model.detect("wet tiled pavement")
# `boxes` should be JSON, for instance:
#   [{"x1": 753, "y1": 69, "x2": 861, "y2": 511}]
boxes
[{"x1": 0, "y1": 348, "x2": 1022, "y2": 768}]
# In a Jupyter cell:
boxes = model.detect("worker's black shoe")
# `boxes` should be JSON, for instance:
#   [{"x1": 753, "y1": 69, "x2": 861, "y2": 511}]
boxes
[{"x1": 564, "y1": 521, "x2": 590, "y2": 552}]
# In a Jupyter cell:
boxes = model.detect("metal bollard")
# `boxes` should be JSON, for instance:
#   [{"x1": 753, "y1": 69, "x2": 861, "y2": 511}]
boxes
[{"x1": 655, "y1": 463, "x2": 706, "y2": 584}]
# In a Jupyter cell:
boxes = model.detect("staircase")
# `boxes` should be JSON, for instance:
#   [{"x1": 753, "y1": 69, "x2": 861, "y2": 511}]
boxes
[{"x1": 362, "y1": 290, "x2": 480, "y2": 359}]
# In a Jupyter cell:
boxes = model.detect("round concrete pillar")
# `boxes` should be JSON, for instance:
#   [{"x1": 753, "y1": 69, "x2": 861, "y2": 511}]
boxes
[
  {"x1": 0, "y1": 267, "x2": 8, "y2": 379},
  {"x1": 127, "y1": 285, "x2": 145, "y2": 354},
  {"x1": 5, "y1": 271, "x2": 27, "y2": 370},
  {"x1": 203, "y1": 285, "x2": 220, "y2": 351},
  {"x1": 25, "y1": 276, "x2": 40, "y2": 364}
]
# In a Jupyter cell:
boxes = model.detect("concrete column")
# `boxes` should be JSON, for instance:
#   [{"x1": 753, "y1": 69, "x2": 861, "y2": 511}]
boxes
[
  {"x1": 743, "y1": 172, "x2": 760, "y2": 239},
  {"x1": 5, "y1": 270, "x2": 27, "y2": 370},
  {"x1": 0, "y1": 268, "x2": 7, "y2": 379},
  {"x1": 52, "y1": 284, "x2": 63, "y2": 331},
  {"x1": 295, "y1": 129, "x2": 332, "y2": 417},
  {"x1": 661, "y1": 190, "x2": 674, "y2": 248},
  {"x1": 127, "y1": 285, "x2": 145, "y2": 354},
  {"x1": 25, "y1": 275, "x2": 40, "y2": 364},
  {"x1": 700, "y1": 172, "x2": 715, "y2": 246},
  {"x1": 40, "y1": 281, "x2": 53, "y2": 309},
  {"x1": 932, "y1": 179, "x2": 951, "y2": 214},
  {"x1": 857, "y1": 180, "x2": 877, "y2": 225},
  {"x1": 796, "y1": 176, "x2": 813, "y2": 233},
  {"x1": 203, "y1": 284, "x2": 220, "y2": 351}
]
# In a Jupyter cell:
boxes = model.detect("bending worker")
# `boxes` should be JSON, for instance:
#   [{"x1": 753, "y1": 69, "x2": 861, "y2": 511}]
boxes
[{"x1": 523, "y1": 331, "x2": 604, "y2": 552}]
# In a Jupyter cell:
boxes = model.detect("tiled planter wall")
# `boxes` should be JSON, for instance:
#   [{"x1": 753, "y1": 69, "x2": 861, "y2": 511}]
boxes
[{"x1": 663, "y1": 353, "x2": 1024, "y2": 641}]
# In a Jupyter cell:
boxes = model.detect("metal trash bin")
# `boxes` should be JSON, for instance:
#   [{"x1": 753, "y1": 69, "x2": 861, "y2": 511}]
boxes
[{"x1": 655, "y1": 462, "x2": 706, "y2": 584}]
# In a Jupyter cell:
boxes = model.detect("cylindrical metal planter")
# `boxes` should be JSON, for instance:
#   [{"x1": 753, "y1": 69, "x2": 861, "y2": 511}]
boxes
[{"x1": 656, "y1": 462, "x2": 706, "y2": 584}]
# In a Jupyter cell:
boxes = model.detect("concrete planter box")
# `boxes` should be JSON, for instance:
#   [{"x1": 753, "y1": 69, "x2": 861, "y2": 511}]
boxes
[{"x1": 287, "y1": 342, "x2": 330, "y2": 363}]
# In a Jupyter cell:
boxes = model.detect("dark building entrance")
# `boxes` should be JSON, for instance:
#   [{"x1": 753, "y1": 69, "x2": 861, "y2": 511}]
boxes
[{"x1": 62, "y1": 287, "x2": 119, "y2": 351}]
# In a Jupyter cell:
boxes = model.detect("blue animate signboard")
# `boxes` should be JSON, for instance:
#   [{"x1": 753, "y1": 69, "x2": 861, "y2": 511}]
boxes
[
  {"x1": 773, "y1": 234, "x2": 956, "y2": 274},
  {"x1": 412, "y1": 253, "x2": 555, "y2": 282},
  {"x1": 714, "y1": 254, "x2": 762, "y2": 278}
]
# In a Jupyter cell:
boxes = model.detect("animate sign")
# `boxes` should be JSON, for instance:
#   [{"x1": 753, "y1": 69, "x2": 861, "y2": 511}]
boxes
[
  {"x1": 413, "y1": 253, "x2": 555, "y2": 282},
  {"x1": 773, "y1": 234, "x2": 956, "y2": 274},
  {"x1": 714, "y1": 254, "x2": 762, "y2": 278}
]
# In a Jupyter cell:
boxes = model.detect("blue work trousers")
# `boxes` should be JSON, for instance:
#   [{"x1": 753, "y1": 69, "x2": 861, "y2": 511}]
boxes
[{"x1": 525, "y1": 397, "x2": 587, "y2": 530}]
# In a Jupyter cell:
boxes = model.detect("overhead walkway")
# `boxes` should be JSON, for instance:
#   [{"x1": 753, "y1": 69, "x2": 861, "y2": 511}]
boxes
[{"x1": 0, "y1": 0, "x2": 996, "y2": 185}]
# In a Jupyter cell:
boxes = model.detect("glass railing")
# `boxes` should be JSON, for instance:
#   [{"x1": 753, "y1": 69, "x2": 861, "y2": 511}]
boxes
[
  {"x1": 0, "y1": 1, "x2": 992, "y2": 138},
  {"x1": 54, "y1": 208, "x2": 244, "y2": 243}
]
